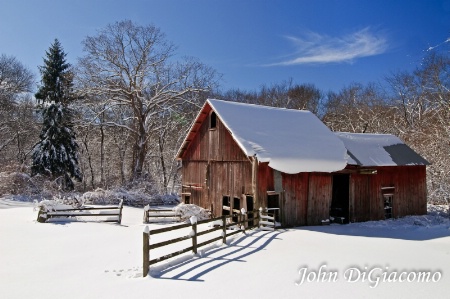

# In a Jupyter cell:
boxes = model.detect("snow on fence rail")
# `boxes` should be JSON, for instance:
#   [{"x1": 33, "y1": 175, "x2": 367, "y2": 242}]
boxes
[
  {"x1": 37, "y1": 199, "x2": 123, "y2": 224},
  {"x1": 142, "y1": 210, "x2": 258, "y2": 277}
]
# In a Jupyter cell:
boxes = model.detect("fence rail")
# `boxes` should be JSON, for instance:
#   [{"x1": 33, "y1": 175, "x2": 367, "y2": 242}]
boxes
[{"x1": 143, "y1": 210, "x2": 258, "y2": 277}]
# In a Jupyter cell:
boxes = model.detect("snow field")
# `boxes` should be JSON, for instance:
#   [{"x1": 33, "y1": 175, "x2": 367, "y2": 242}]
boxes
[{"x1": 0, "y1": 202, "x2": 449, "y2": 299}]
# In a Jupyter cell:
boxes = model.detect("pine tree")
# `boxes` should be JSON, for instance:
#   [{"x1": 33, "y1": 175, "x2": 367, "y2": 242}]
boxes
[{"x1": 31, "y1": 39, "x2": 82, "y2": 190}]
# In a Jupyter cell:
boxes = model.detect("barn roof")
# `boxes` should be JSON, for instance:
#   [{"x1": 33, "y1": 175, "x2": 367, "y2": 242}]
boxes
[
  {"x1": 177, "y1": 99, "x2": 348, "y2": 174},
  {"x1": 335, "y1": 132, "x2": 430, "y2": 166}
]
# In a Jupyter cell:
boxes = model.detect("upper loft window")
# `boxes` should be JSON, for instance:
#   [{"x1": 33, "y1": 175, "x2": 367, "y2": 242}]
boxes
[{"x1": 210, "y1": 111, "x2": 217, "y2": 129}]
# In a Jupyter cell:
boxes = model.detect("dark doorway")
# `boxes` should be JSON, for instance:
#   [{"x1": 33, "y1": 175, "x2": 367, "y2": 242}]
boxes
[
  {"x1": 246, "y1": 196, "x2": 254, "y2": 227},
  {"x1": 222, "y1": 196, "x2": 230, "y2": 216},
  {"x1": 331, "y1": 174, "x2": 350, "y2": 223},
  {"x1": 232, "y1": 197, "x2": 240, "y2": 222},
  {"x1": 267, "y1": 194, "x2": 280, "y2": 222}
]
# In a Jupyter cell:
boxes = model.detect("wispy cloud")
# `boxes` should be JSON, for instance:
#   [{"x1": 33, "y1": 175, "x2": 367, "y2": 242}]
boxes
[
  {"x1": 268, "y1": 27, "x2": 388, "y2": 66},
  {"x1": 427, "y1": 37, "x2": 450, "y2": 51}
]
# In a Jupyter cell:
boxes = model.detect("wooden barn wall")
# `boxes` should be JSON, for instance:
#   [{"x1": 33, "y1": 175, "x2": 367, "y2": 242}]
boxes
[
  {"x1": 280, "y1": 172, "x2": 332, "y2": 226},
  {"x1": 281, "y1": 172, "x2": 308, "y2": 226},
  {"x1": 256, "y1": 163, "x2": 274, "y2": 210},
  {"x1": 181, "y1": 111, "x2": 253, "y2": 216},
  {"x1": 349, "y1": 174, "x2": 371, "y2": 222},
  {"x1": 209, "y1": 161, "x2": 253, "y2": 217},
  {"x1": 181, "y1": 161, "x2": 208, "y2": 208},
  {"x1": 307, "y1": 173, "x2": 333, "y2": 225},
  {"x1": 350, "y1": 166, "x2": 427, "y2": 222},
  {"x1": 182, "y1": 108, "x2": 210, "y2": 161}
]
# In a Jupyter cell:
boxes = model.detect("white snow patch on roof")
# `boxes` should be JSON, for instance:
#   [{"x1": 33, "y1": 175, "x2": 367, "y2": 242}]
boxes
[
  {"x1": 336, "y1": 132, "x2": 402, "y2": 166},
  {"x1": 208, "y1": 99, "x2": 348, "y2": 174}
]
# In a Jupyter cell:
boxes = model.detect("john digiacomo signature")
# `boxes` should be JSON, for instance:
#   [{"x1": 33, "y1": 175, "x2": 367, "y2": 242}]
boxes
[{"x1": 295, "y1": 264, "x2": 442, "y2": 288}]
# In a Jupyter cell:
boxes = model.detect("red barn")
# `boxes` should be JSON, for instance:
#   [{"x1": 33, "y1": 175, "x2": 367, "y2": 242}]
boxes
[{"x1": 176, "y1": 99, "x2": 429, "y2": 226}]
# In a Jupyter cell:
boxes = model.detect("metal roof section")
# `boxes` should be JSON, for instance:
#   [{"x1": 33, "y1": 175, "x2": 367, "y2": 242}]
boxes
[{"x1": 336, "y1": 132, "x2": 429, "y2": 166}]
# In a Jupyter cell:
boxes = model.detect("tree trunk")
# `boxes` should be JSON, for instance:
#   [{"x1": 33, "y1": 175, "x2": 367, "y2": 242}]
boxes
[
  {"x1": 158, "y1": 135, "x2": 168, "y2": 194},
  {"x1": 132, "y1": 128, "x2": 148, "y2": 180},
  {"x1": 83, "y1": 130, "x2": 95, "y2": 189},
  {"x1": 100, "y1": 123, "x2": 105, "y2": 188}
]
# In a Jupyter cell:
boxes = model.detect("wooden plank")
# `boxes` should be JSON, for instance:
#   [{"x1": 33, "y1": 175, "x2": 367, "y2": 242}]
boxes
[
  {"x1": 48, "y1": 213, "x2": 120, "y2": 217},
  {"x1": 149, "y1": 222, "x2": 192, "y2": 235},
  {"x1": 147, "y1": 213, "x2": 179, "y2": 217},
  {"x1": 149, "y1": 234, "x2": 193, "y2": 250}
]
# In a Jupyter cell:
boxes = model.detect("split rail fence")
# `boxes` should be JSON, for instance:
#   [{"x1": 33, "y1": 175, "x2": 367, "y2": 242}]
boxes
[
  {"x1": 37, "y1": 199, "x2": 123, "y2": 224},
  {"x1": 143, "y1": 205, "x2": 181, "y2": 223},
  {"x1": 143, "y1": 210, "x2": 258, "y2": 277}
]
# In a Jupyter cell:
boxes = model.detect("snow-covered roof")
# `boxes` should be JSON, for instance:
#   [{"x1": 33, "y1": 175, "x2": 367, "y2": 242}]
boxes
[
  {"x1": 336, "y1": 132, "x2": 429, "y2": 166},
  {"x1": 180, "y1": 99, "x2": 348, "y2": 174}
]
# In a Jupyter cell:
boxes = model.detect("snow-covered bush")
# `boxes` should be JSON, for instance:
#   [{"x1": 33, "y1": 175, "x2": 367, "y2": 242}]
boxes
[
  {"x1": 81, "y1": 188, "x2": 179, "y2": 207},
  {"x1": 173, "y1": 203, "x2": 211, "y2": 222},
  {"x1": 0, "y1": 171, "x2": 39, "y2": 196}
]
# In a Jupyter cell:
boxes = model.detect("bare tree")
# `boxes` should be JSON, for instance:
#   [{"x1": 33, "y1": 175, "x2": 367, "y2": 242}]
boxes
[
  {"x1": 0, "y1": 54, "x2": 36, "y2": 170},
  {"x1": 76, "y1": 20, "x2": 219, "y2": 182},
  {"x1": 322, "y1": 83, "x2": 391, "y2": 133},
  {"x1": 0, "y1": 54, "x2": 34, "y2": 103}
]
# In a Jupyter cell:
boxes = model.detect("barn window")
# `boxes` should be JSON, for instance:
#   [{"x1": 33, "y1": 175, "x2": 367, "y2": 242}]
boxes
[
  {"x1": 381, "y1": 187, "x2": 395, "y2": 219},
  {"x1": 210, "y1": 111, "x2": 217, "y2": 129}
]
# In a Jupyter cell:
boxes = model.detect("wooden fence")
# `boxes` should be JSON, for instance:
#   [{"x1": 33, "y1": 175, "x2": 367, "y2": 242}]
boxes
[
  {"x1": 143, "y1": 205, "x2": 181, "y2": 223},
  {"x1": 143, "y1": 210, "x2": 258, "y2": 277},
  {"x1": 37, "y1": 199, "x2": 123, "y2": 224},
  {"x1": 258, "y1": 207, "x2": 280, "y2": 231}
]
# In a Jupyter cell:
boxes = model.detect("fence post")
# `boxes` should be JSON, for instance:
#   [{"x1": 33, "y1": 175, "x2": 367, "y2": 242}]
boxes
[
  {"x1": 118, "y1": 198, "x2": 124, "y2": 225},
  {"x1": 258, "y1": 207, "x2": 263, "y2": 229},
  {"x1": 143, "y1": 226, "x2": 150, "y2": 277},
  {"x1": 143, "y1": 205, "x2": 150, "y2": 223},
  {"x1": 190, "y1": 216, "x2": 198, "y2": 254},
  {"x1": 240, "y1": 208, "x2": 246, "y2": 232},
  {"x1": 222, "y1": 215, "x2": 227, "y2": 244}
]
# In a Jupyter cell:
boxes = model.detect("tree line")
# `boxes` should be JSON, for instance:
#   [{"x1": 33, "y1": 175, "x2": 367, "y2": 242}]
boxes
[{"x1": 0, "y1": 20, "x2": 448, "y2": 204}]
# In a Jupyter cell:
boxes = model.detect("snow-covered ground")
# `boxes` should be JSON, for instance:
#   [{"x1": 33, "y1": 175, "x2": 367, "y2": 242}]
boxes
[{"x1": 1, "y1": 199, "x2": 449, "y2": 299}]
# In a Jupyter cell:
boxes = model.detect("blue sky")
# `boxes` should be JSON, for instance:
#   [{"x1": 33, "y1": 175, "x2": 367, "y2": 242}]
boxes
[{"x1": 1, "y1": 0, "x2": 448, "y2": 93}]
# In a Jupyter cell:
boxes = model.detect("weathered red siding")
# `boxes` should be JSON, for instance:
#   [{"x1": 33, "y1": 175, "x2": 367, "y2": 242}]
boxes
[
  {"x1": 181, "y1": 108, "x2": 253, "y2": 216},
  {"x1": 350, "y1": 166, "x2": 427, "y2": 222},
  {"x1": 281, "y1": 172, "x2": 308, "y2": 226}
]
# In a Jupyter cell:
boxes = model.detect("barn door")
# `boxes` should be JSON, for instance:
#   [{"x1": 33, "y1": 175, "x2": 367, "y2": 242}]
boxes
[
  {"x1": 267, "y1": 193, "x2": 281, "y2": 222},
  {"x1": 246, "y1": 195, "x2": 254, "y2": 227},
  {"x1": 307, "y1": 174, "x2": 332, "y2": 225},
  {"x1": 331, "y1": 174, "x2": 350, "y2": 224}
]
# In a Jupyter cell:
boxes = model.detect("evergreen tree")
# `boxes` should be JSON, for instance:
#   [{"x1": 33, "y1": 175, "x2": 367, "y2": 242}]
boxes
[{"x1": 31, "y1": 39, "x2": 82, "y2": 190}]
